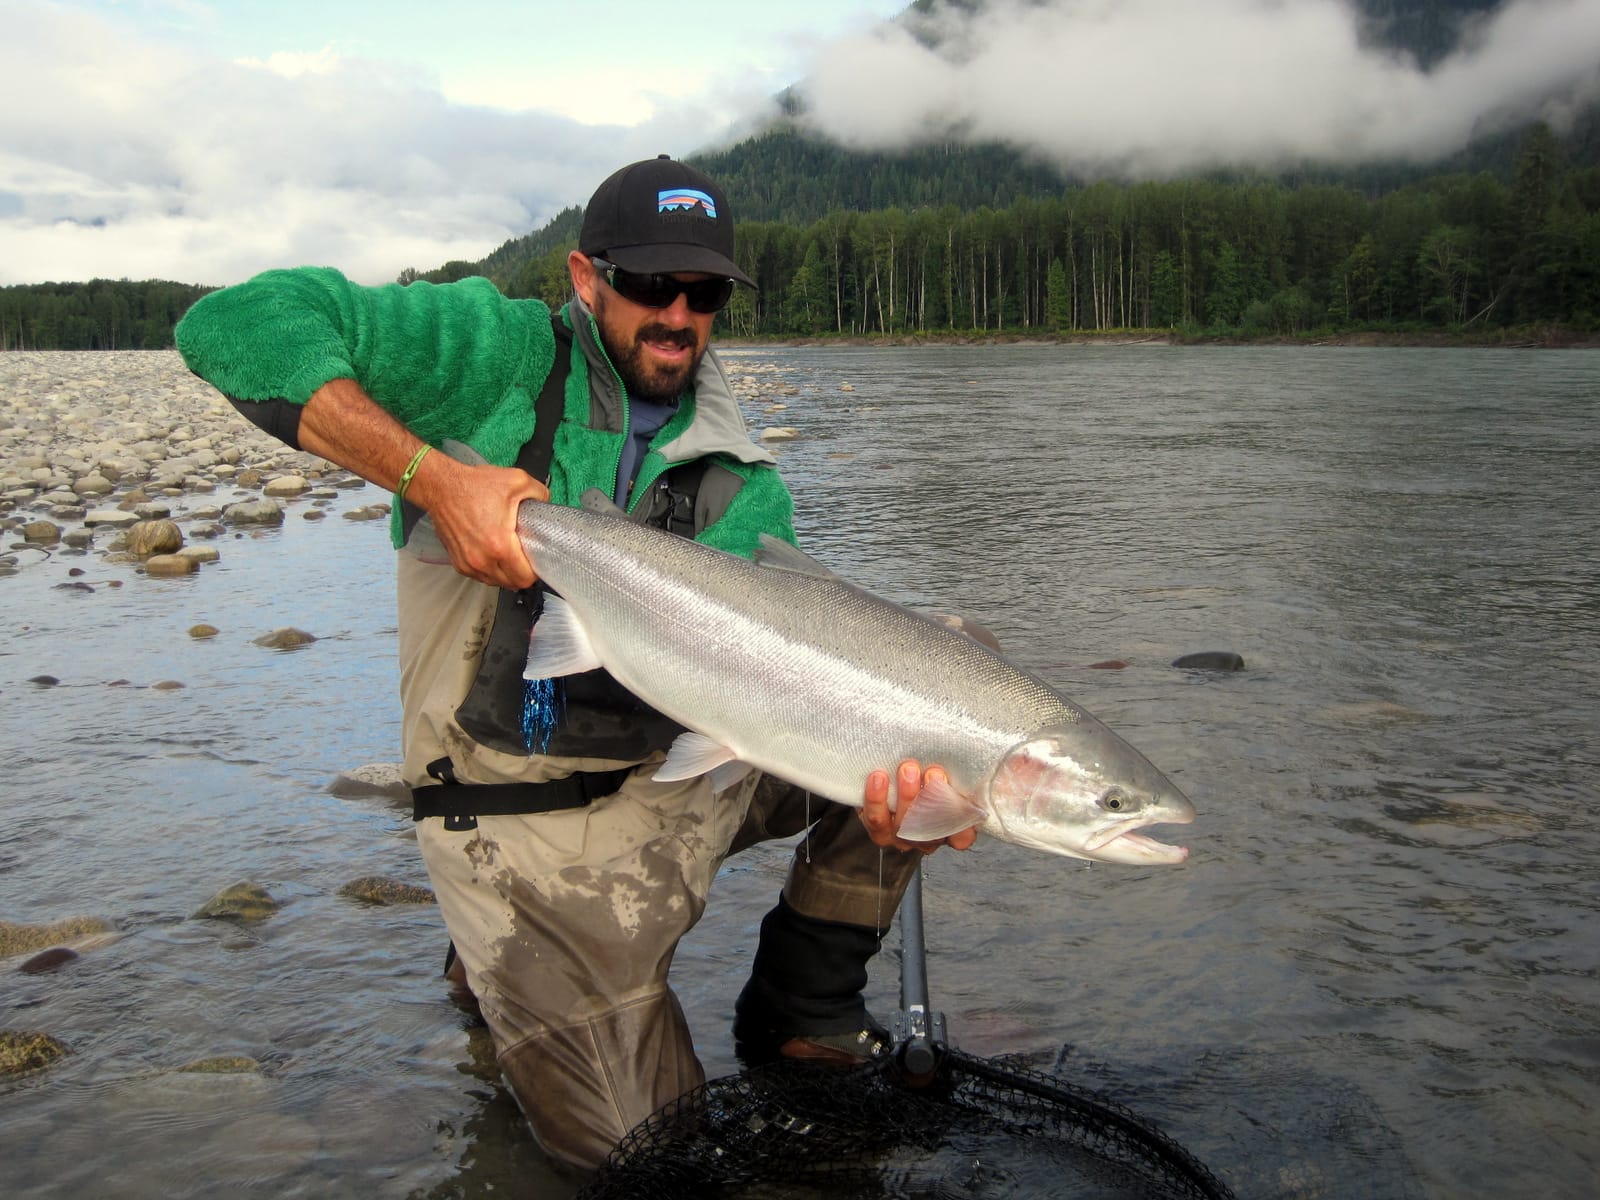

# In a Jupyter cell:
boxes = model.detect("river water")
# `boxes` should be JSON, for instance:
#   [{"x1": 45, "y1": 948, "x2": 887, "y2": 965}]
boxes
[{"x1": 1, "y1": 346, "x2": 1596, "y2": 1198}]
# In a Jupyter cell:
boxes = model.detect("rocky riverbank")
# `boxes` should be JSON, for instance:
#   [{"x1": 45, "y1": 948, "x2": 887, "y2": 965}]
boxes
[
  {"x1": 0, "y1": 351, "x2": 372, "y2": 579},
  {"x1": 0, "y1": 350, "x2": 805, "y2": 581}
]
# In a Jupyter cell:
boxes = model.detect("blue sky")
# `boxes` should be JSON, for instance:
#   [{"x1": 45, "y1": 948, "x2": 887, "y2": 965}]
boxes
[
  {"x1": 3, "y1": 0, "x2": 1597, "y2": 287},
  {"x1": 118, "y1": 0, "x2": 909, "y2": 125}
]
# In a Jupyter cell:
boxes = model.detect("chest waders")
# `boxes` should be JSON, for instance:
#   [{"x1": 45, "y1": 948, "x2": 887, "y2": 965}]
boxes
[{"x1": 410, "y1": 316, "x2": 715, "y2": 831}]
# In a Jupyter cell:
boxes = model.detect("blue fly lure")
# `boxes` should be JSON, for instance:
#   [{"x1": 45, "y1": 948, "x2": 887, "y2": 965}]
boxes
[{"x1": 521, "y1": 677, "x2": 565, "y2": 754}]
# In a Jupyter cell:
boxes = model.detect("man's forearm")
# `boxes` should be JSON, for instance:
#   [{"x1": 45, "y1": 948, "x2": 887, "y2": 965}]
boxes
[
  {"x1": 297, "y1": 376, "x2": 547, "y2": 590},
  {"x1": 298, "y1": 377, "x2": 437, "y2": 496}
]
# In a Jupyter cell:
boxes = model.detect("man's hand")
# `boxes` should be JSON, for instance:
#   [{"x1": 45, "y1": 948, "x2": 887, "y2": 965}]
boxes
[
  {"x1": 859, "y1": 760, "x2": 979, "y2": 855},
  {"x1": 413, "y1": 454, "x2": 548, "y2": 591}
]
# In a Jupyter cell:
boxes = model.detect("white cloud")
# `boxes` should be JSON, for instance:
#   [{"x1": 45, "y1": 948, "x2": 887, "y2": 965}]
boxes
[
  {"x1": 796, "y1": 0, "x2": 1600, "y2": 176},
  {"x1": 235, "y1": 44, "x2": 344, "y2": 79},
  {"x1": 0, "y1": 3, "x2": 737, "y2": 285},
  {"x1": 3, "y1": 0, "x2": 1597, "y2": 287}
]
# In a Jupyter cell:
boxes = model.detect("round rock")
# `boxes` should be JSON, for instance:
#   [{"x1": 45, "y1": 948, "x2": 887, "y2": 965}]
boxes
[
  {"x1": 73, "y1": 474, "x2": 115, "y2": 497},
  {"x1": 262, "y1": 475, "x2": 309, "y2": 497},
  {"x1": 192, "y1": 882, "x2": 279, "y2": 922},
  {"x1": 126, "y1": 519, "x2": 183, "y2": 557},
  {"x1": 144, "y1": 554, "x2": 199, "y2": 576},
  {"x1": 223, "y1": 499, "x2": 285, "y2": 527},
  {"x1": 253, "y1": 627, "x2": 318, "y2": 650}
]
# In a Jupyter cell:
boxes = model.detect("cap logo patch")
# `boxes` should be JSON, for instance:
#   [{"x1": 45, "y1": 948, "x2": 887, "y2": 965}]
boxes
[{"x1": 658, "y1": 188, "x2": 717, "y2": 219}]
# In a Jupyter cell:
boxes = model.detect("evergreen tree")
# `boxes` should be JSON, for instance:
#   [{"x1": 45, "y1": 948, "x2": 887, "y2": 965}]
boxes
[
  {"x1": 1045, "y1": 258, "x2": 1071, "y2": 330},
  {"x1": 1205, "y1": 243, "x2": 1246, "y2": 328}
]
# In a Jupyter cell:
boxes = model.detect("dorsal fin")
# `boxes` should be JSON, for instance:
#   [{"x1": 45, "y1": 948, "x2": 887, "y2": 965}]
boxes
[
  {"x1": 441, "y1": 438, "x2": 489, "y2": 466},
  {"x1": 753, "y1": 535, "x2": 841, "y2": 580},
  {"x1": 580, "y1": 488, "x2": 630, "y2": 519}
]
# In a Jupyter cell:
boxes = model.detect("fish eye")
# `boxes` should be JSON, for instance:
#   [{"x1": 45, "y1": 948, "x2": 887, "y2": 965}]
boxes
[{"x1": 1100, "y1": 787, "x2": 1128, "y2": 812}]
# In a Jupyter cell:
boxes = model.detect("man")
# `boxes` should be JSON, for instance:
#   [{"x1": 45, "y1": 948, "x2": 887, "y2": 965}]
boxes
[{"x1": 174, "y1": 155, "x2": 974, "y2": 1169}]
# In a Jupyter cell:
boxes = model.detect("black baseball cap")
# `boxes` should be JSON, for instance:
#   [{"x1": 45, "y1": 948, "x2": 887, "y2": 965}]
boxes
[{"x1": 579, "y1": 155, "x2": 754, "y2": 288}]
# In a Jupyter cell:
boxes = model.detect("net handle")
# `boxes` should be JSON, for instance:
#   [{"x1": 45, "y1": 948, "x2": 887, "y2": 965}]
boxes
[{"x1": 895, "y1": 862, "x2": 946, "y2": 1073}]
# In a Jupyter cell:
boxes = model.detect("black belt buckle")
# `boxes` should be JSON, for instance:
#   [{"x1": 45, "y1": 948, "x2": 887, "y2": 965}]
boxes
[{"x1": 443, "y1": 813, "x2": 478, "y2": 832}]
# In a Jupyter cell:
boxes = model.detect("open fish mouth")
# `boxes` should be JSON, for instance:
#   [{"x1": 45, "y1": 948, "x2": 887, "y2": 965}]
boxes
[
  {"x1": 1087, "y1": 816, "x2": 1192, "y2": 864},
  {"x1": 1106, "y1": 831, "x2": 1190, "y2": 864}
]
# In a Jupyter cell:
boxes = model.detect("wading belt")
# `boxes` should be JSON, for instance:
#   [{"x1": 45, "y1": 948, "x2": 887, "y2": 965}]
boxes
[{"x1": 412, "y1": 755, "x2": 632, "y2": 832}]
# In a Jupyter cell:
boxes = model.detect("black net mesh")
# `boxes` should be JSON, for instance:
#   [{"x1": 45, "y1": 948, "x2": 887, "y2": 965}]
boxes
[{"x1": 575, "y1": 1048, "x2": 1234, "y2": 1199}]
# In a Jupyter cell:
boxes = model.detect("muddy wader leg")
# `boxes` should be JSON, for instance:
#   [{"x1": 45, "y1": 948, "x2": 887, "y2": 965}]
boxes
[
  {"x1": 415, "y1": 769, "x2": 746, "y2": 1169},
  {"x1": 730, "y1": 777, "x2": 921, "y2": 1062}
]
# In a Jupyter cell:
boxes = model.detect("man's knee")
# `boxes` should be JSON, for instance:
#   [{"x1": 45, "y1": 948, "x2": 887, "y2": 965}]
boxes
[{"x1": 497, "y1": 989, "x2": 702, "y2": 1169}]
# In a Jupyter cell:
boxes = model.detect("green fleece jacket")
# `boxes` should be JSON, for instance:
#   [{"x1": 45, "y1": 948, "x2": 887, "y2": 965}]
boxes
[{"x1": 173, "y1": 266, "x2": 796, "y2": 555}]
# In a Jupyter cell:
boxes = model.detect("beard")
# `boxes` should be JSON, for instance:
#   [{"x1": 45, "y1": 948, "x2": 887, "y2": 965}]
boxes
[{"x1": 594, "y1": 293, "x2": 706, "y2": 406}]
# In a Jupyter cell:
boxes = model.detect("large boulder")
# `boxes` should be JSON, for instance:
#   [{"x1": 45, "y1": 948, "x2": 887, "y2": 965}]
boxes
[
  {"x1": 125, "y1": 519, "x2": 183, "y2": 557},
  {"x1": 223, "y1": 499, "x2": 285, "y2": 527}
]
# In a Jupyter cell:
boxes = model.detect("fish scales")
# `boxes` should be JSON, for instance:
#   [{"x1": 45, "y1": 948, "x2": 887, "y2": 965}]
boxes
[
  {"x1": 519, "y1": 502, "x2": 1071, "y2": 804},
  {"x1": 515, "y1": 496, "x2": 1194, "y2": 861}
]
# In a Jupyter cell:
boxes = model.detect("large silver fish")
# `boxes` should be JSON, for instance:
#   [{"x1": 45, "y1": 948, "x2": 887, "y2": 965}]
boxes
[{"x1": 511, "y1": 491, "x2": 1194, "y2": 864}]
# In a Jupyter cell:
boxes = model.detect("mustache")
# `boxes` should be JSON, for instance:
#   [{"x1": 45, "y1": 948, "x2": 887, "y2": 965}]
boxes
[{"x1": 636, "y1": 324, "x2": 696, "y2": 351}]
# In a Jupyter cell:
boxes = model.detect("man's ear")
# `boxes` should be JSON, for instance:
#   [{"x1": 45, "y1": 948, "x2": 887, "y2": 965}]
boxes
[{"x1": 568, "y1": 250, "x2": 597, "y2": 307}]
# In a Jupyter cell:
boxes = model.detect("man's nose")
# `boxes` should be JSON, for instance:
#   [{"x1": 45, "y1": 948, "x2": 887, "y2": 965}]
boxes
[{"x1": 658, "y1": 291, "x2": 695, "y2": 325}]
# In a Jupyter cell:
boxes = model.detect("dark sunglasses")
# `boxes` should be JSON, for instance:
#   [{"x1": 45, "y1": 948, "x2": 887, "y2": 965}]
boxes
[{"x1": 591, "y1": 257, "x2": 736, "y2": 314}]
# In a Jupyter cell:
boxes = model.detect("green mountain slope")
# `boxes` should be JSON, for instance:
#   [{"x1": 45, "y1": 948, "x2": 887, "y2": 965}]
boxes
[{"x1": 446, "y1": 0, "x2": 1590, "y2": 293}]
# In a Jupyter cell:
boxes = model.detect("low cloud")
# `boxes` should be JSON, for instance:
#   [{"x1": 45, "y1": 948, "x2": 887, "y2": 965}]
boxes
[
  {"x1": 795, "y1": 0, "x2": 1600, "y2": 175},
  {"x1": 5, "y1": 1, "x2": 1595, "y2": 287},
  {"x1": 0, "y1": 4, "x2": 737, "y2": 286}
]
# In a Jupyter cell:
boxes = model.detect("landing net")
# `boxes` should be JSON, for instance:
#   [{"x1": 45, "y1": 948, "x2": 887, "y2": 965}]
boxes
[{"x1": 575, "y1": 1047, "x2": 1235, "y2": 1199}]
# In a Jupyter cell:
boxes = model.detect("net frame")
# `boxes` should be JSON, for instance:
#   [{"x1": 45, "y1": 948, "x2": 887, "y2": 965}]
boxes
[{"x1": 578, "y1": 868, "x2": 1235, "y2": 1198}]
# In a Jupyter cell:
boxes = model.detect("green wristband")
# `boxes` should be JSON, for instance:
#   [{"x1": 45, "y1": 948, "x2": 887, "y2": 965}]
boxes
[{"x1": 396, "y1": 444, "x2": 431, "y2": 502}]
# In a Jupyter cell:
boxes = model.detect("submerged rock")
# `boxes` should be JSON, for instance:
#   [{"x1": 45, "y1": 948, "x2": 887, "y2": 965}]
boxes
[
  {"x1": 1171, "y1": 651, "x2": 1246, "y2": 671},
  {"x1": 18, "y1": 947, "x2": 80, "y2": 974},
  {"x1": 327, "y1": 762, "x2": 409, "y2": 801},
  {"x1": 338, "y1": 877, "x2": 436, "y2": 905},
  {"x1": 0, "y1": 916, "x2": 112, "y2": 958},
  {"x1": 0, "y1": 1031, "x2": 69, "y2": 1077},
  {"x1": 253, "y1": 627, "x2": 317, "y2": 650},
  {"x1": 176, "y1": 1056, "x2": 261, "y2": 1074},
  {"x1": 192, "y1": 882, "x2": 279, "y2": 922}
]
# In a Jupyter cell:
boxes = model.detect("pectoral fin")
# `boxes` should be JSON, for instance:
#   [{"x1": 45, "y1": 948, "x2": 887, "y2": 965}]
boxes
[
  {"x1": 522, "y1": 594, "x2": 604, "y2": 680},
  {"x1": 655, "y1": 732, "x2": 744, "y2": 783},
  {"x1": 707, "y1": 761, "x2": 756, "y2": 794},
  {"x1": 894, "y1": 774, "x2": 987, "y2": 843}
]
